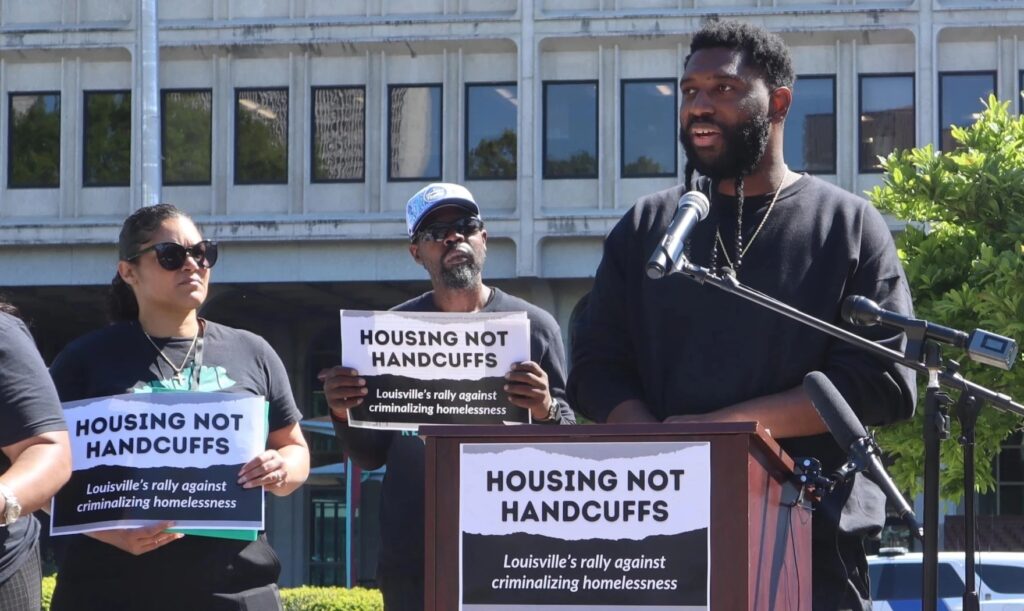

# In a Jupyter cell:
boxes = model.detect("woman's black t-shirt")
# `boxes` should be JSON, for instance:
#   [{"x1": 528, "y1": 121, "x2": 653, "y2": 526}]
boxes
[{"x1": 49, "y1": 320, "x2": 301, "y2": 600}]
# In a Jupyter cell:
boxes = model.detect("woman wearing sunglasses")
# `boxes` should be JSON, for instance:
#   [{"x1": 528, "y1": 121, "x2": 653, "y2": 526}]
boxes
[{"x1": 49, "y1": 204, "x2": 309, "y2": 611}]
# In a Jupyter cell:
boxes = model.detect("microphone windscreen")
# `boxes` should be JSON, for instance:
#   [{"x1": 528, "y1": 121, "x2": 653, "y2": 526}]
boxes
[
  {"x1": 803, "y1": 371, "x2": 868, "y2": 449},
  {"x1": 678, "y1": 191, "x2": 711, "y2": 220},
  {"x1": 841, "y1": 295, "x2": 880, "y2": 326}
]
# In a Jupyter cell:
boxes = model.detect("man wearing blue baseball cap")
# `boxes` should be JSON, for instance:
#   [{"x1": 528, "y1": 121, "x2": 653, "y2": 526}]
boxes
[{"x1": 320, "y1": 183, "x2": 575, "y2": 610}]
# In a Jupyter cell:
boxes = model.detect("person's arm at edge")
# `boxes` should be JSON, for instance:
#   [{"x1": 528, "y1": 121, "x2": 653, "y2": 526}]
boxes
[{"x1": 0, "y1": 430, "x2": 71, "y2": 515}]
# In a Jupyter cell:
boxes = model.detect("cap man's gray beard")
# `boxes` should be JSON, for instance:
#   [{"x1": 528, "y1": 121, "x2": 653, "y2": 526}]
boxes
[{"x1": 440, "y1": 260, "x2": 483, "y2": 290}]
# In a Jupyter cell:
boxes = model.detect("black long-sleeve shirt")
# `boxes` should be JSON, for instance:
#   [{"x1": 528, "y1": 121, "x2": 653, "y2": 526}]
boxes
[{"x1": 569, "y1": 176, "x2": 917, "y2": 557}]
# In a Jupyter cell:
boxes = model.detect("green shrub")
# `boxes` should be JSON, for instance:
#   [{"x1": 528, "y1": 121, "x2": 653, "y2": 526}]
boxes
[
  {"x1": 280, "y1": 586, "x2": 383, "y2": 611},
  {"x1": 39, "y1": 578, "x2": 381, "y2": 611},
  {"x1": 870, "y1": 95, "x2": 1024, "y2": 501},
  {"x1": 42, "y1": 574, "x2": 55, "y2": 610}
]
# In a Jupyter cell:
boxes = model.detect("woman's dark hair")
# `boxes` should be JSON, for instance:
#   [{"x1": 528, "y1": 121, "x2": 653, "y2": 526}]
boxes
[
  {"x1": 108, "y1": 203, "x2": 189, "y2": 322},
  {"x1": 686, "y1": 20, "x2": 795, "y2": 90}
]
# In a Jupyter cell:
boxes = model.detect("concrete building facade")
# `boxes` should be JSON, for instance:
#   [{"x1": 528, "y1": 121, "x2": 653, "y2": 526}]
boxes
[{"x1": 2, "y1": 0, "x2": 1023, "y2": 587}]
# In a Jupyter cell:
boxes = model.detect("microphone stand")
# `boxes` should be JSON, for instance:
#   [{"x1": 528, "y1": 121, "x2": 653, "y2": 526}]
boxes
[
  {"x1": 922, "y1": 342, "x2": 950, "y2": 611},
  {"x1": 670, "y1": 259, "x2": 1024, "y2": 611},
  {"x1": 953, "y1": 381, "x2": 983, "y2": 611}
]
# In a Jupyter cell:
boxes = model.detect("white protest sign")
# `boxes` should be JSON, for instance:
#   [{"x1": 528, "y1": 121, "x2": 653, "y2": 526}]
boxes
[
  {"x1": 459, "y1": 441, "x2": 711, "y2": 610},
  {"x1": 52, "y1": 392, "x2": 266, "y2": 535},
  {"x1": 341, "y1": 310, "x2": 531, "y2": 430}
]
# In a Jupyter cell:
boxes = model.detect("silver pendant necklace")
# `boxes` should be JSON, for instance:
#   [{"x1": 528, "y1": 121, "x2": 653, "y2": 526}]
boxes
[{"x1": 140, "y1": 322, "x2": 199, "y2": 383}]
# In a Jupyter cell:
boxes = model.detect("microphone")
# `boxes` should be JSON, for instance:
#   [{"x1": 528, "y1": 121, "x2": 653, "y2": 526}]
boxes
[
  {"x1": 803, "y1": 371, "x2": 922, "y2": 537},
  {"x1": 646, "y1": 191, "x2": 711, "y2": 279},
  {"x1": 842, "y1": 295, "x2": 1018, "y2": 370}
]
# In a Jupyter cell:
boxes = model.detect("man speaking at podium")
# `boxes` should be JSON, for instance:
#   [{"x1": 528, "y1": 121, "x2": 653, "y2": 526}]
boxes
[{"x1": 568, "y1": 20, "x2": 916, "y2": 610}]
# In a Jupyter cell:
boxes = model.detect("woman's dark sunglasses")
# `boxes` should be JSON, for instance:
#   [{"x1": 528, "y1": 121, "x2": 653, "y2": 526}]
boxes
[
  {"x1": 415, "y1": 217, "x2": 485, "y2": 243},
  {"x1": 127, "y1": 240, "x2": 219, "y2": 270}
]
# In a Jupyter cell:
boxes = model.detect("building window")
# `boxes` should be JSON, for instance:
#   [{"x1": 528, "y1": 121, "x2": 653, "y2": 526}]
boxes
[
  {"x1": 235, "y1": 88, "x2": 289, "y2": 184},
  {"x1": 309, "y1": 486, "x2": 347, "y2": 586},
  {"x1": 543, "y1": 81, "x2": 598, "y2": 179},
  {"x1": 388, "y1": 84, "x2": 442, "y2": 181},
  {"x1": 1019, "y1": 70, "x2": 1023, "y2": 115},
  {"x1": 785, "y1": 76, "x2": 835, "y2": 174},
  {"x1": 162, "y1": 89, "x2": 212, "y2": 186},
  {"x1": 980, "y1": 431, "x2": 1024, "y2": 516},
  {"x1": 311, "y1": 86, "x2": 365, "y2": 183},
  {"x1": 8, "y1": 92, "x2": 60, "y2": 189},
  {"x1": 83, "y1": 91, "x2": 131, "y2": 187},
  {"x1": 859, "y1": 74, "x2": 915, "y2": 173},
  {"x1": 620, "y1": 79, "x2": 676, "y2": 178},
  {"x1": 465, "y1": 83, "x2": 517, "y2": 180},
  {"x1": 939, "y1": 71, "x2": 995, "y2": 151}
]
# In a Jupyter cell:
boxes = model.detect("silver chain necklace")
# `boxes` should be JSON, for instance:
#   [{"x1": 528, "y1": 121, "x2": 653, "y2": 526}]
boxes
[
  {"x1": 711, "y1": 172, "x2": 790, "y2": 272},
  {"x1": 140, "y1": 323, "x2": 199, "y2": 383}
]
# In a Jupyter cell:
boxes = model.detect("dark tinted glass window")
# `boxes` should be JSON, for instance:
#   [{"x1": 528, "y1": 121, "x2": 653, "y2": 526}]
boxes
[
  {"x1": 977, "y1": 564, "x2": 1024, "y2": 594},
  {"x1": 859, "y1": 75, "x2": 915, "y2": 173},
  {"x1": 621, "y1": 80, "x2": 676, "y2": 178},
  {"x1": 939, "y1": 72, "x2": 995, "y2": 151},
  {"x1": 9, "y1": 92, "x2": 60, "y2": 188},
  {"x1": 235, "y1": 88, "x2": 289, "y2": 184},
  {"x1": 84, "y1": 91, "x2": 131, "y2": 187},
  {"x1": 312, "y1": 86, "x2": 365, "y2": 182},
  {"x1": 543, "y1": 81, "x2": 597, "y2": 179},
  {"x1": 786, "y1": 76, "x2": 835, "y2": 174},
  {"x1": 465, "y1": 83, "x2": 517, "y2": 180},
  {"x1": 162, "y1": 89, "x2": 212, "y2": 185},
  {"x1": 870, "y1": 562, "x2": 965, "y2": 600},
  {"x1": 388, "y1": 84, "x2": 442, "y2": 181}
]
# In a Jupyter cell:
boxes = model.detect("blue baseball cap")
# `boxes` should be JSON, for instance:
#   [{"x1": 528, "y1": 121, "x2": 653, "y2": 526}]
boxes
[{"x1": 406, "y1": 183, "x2": 480, "y2": 238}]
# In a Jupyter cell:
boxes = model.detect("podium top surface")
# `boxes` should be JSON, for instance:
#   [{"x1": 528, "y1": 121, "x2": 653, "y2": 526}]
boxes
[{"x1": 420, "y1": 421, "x2": 795, "y2": 473}]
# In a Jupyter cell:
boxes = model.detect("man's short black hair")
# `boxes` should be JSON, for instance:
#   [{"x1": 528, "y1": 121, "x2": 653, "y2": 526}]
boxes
[{"x1": 687, "y1": 20, "x2": 795, "y2": 90}]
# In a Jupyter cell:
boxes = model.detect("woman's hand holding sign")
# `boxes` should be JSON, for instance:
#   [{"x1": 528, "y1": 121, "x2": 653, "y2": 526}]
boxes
[
  {"x1": 88, "y1": 520, "x2": 183, "y2": 556},
  {"x1": 238, "y1": 423, "x2": 309, "y2": 497},
  {"x1": 505, "y1": 361, "x2": 556, "y2": 422},
  {"x1": 238, "y1": 449, "x2": 288, "y2": 491},
  {"x1": 318, "y1": 367, "x2": 368, "y2": 420}
]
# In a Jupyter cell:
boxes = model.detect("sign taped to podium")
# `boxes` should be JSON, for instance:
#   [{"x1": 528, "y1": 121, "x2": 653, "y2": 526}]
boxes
[{"x1": 459, "y1": 441, "x2": 710, "y2": 610}]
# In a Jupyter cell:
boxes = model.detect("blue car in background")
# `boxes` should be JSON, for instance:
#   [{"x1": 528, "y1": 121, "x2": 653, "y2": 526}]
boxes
[{"x1": 869, "y1": 549, "x2": 1024, "y2": 610}]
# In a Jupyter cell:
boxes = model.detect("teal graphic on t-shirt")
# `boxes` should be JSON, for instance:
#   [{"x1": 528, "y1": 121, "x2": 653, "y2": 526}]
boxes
[
  {"x1": 133, "y1": 363, "x2": 262, "y2": 542},
  {"x1": 133, "y1": 365, "x2": 237, "y2": 393}
]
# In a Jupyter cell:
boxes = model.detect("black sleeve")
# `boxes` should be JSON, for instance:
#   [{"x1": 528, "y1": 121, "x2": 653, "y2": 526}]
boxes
[
  {"x1": 331, "y1": 417, "x2": 394, "y2": 470},
  {"x1": 568, "y1": 206, "x2": 649, "y2": 422},
  {"x1": 0, "y1": 316, "x2": 67, "y2": 448},
  {"x1": 532, "y1": 315, "x2": 575, "y2": 425},
  {"x1": 825, "y1": 206, "x2": 917, "y2": 427}
]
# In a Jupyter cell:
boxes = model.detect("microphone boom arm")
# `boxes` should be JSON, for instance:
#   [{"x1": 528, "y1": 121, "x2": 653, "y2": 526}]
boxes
[{"x1": 672, "y1": 259, "x2": 1024, "y2": 417}]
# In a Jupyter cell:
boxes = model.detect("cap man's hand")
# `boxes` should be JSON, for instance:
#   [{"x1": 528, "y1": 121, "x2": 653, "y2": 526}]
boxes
[
  {"x1": 317, "y1": 366, "x2": 368, "y2": 421},
  {"x1": 505, "y1": 361, "x2": 553, "y2": 422}
]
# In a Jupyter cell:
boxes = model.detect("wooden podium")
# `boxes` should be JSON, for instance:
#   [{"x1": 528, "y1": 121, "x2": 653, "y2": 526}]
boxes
[{"x1": 423, "y1": 422, "x2": 811, "y2": 610}]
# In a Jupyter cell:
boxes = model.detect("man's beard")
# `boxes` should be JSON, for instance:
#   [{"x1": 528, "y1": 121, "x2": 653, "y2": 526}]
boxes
[
  {"x1": 679, "y1": 112, "x2": 771, "y2": 180},
  {"x1": 439, "y1": 245, "x2": 484, "y2": 290}
]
